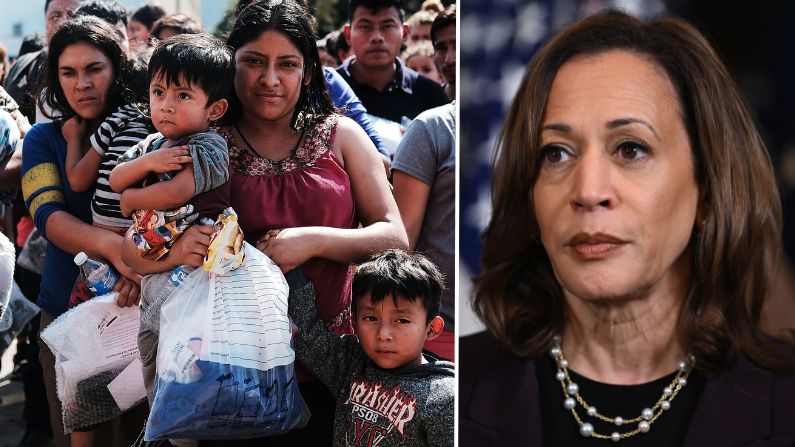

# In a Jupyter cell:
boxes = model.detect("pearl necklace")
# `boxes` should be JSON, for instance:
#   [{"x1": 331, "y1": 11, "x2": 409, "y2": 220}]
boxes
[{"x1": 550, "y1": 337, "x2": 694, "y2": 442}]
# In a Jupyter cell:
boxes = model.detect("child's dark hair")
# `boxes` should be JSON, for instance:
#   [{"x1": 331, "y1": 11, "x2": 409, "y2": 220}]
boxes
[
  {"x1": 348, "y1": 0, "x2": 404, "y2": 25},
  {"x1": 352, "y1": 249, "x2": 443, "y2": 323},
  {"x1": 148, "y1": 33, "x2": 234, "y2": 106}
]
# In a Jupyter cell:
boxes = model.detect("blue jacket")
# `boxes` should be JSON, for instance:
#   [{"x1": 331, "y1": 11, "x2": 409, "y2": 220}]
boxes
[{"x1": 323, "y1": 67, "x2": 387, "y2": 158}]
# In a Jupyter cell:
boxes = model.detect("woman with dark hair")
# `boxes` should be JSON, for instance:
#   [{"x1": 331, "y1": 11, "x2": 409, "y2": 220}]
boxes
[
  {"x1": 121, "y1": 0, "x2": 406, "y2": 444},
  {"x1": 460, "y1": 10, "x2": 795, "y2": 447},
  {"x1": 227, "y1": 1, "x2": 406, "y2": 442},
  {"x1": 20, "y1": 15, "x2": 146, "y2": 447},
  {"x1": 127, "y1": 4, "x2": 166, "y2": 54}
]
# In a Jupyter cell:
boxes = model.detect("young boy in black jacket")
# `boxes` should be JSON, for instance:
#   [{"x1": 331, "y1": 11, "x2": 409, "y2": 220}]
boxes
[{"x1": 287, "y1": 249, "x2": 454, "y2": 446}]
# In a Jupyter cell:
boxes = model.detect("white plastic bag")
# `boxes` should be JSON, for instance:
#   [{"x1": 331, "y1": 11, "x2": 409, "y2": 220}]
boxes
[
  {"x1": 41, "y1": 294, "x2": 146, "y2": 432},
  {"x1": 0, "y1": 281, "x2": 39, "y2": 356},
  {"x1": 145, "y1": 243, "x2": 309, "y2": 440}
]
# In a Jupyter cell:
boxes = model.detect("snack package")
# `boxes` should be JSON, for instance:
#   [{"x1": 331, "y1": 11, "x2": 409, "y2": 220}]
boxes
[{"x1": 203, "y1": 208, "x2": 245, "y2": 274}]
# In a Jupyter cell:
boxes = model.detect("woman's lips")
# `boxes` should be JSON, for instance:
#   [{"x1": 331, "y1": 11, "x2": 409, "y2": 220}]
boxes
[{"x1": 567, "y1": 232, "x2": 628, "y2": 260}]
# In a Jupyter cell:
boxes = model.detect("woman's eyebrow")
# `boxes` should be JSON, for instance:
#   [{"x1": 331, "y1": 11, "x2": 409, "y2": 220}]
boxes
[
  {"x1": 607, "y1": 117, "x2": 660, "y2": 140},
  {"x1": 540, "y1": 123, "x2": 571, "y2": 133},
  {"x1": 540, "y1": 119, "x2": 661, "y2": 140}
]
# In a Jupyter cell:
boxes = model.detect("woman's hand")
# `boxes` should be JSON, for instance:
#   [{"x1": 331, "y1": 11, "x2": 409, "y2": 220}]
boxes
[
  {"x1": 61, "y1": 116, "x2": 87, "y2": 145},
  {"x1": 258, "y1": 227, "x2": 318, "y2": 272},
  {"x1": 113, "y1": 276, "x2": 140, "y2": 307},
  {"x1": 143, "y1": 145, "x2": 192, "y2": 174},
  {"x1": 106, "y1": 246, "x2": 142, "y2": 307}
]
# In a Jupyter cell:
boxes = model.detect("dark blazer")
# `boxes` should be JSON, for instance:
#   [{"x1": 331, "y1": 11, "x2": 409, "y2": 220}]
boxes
[{"x1": 460, "y1": 332, "x2": 795, "y2": 447}]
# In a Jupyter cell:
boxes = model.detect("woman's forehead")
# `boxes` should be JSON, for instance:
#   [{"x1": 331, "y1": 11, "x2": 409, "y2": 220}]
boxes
[
  {"x1": 58, "y1": 41, "x2": 111, "y2": 66},
  {"x1": 237, "y1": 30, "x2": 302, "y2": 57},
  {"x1": 542, "y1": 51, "x2": 682, "y2": 130}
]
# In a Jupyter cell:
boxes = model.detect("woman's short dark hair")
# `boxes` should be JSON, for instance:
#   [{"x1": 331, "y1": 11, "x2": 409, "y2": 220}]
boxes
[
  {"x1": 475, "y1": 10, "x2": 793, "y2": 374},
  {"x1": 41, "y1": 15, "x2": 135, "y2": 120},
  {"x1": 226, "y1": 0, "x2": 335, "y2": 129},
  {"x1": 131, "y1": 4, "x2": 167, "y2": 30}
]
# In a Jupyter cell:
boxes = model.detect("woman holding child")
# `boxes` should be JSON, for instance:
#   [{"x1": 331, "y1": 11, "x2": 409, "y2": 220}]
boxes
[
  {"x1": 20, "y1": 15, "x2": 149, "y2": 447},
  {"x1": 137, "y1": 0, "x2": 407, "y2": 444},
  {"x1": 226, "y1": 1, "x2": 408, "y2": 442}
]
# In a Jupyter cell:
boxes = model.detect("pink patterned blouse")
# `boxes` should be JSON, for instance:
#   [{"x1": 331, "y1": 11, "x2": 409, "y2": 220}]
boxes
[{"x1": 217, "y1": 114, "x2": 356, "y2": 335}]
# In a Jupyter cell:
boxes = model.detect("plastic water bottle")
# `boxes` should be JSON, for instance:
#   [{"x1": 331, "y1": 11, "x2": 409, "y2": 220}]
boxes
[{"x1": 74, "y1": 252, "x2": 119, "y2": 295}]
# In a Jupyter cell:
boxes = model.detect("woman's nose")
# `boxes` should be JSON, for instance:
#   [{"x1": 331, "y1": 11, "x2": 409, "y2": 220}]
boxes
[
  {"x1": 569, "y1": 150, "x2": 615, "y2": 211},
  {"x1": 259, "y1": 67, "x2": 279, "y2": 87},
  {"x1": 77, "y1": 72, "x2": 92, "y2": 89}
]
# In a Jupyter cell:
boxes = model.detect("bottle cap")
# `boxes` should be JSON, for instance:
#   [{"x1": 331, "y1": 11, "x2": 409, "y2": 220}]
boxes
[{"x1": 74, "y1": 252, "x2": 88, "y2": 266}]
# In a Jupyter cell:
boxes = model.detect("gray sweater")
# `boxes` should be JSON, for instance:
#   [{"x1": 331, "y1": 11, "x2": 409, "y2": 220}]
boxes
[{"x1": 288, "y1": 276, "x2": 455, "y2": 447}]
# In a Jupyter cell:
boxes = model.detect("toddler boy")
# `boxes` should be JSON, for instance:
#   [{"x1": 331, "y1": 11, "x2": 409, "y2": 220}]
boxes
[{"x1": 109, "y1": 33, "x2": 232, "y2": 262}]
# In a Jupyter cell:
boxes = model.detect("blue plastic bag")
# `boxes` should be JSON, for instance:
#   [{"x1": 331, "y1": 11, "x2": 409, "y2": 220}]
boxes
[
  {"x1": 146, "y1": 360, "x2": 307, "y2": 439},
  {"x1": 145, "y1": 244, "x2": 309, "y2": 440}
]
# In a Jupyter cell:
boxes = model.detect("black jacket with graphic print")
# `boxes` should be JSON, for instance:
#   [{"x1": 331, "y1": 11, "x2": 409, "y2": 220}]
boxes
[{"x1": 287, "y1": 273, "x2": 455, "y2": 447}]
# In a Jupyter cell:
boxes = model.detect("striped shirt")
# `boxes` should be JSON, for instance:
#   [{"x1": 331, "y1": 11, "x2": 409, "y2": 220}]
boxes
[{"x1": 89, "y1": 104, "x2": 153, "y2": 228}]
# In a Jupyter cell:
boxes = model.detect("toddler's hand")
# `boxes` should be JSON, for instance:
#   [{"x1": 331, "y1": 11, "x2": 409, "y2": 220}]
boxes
[
  {"x1": 119, "y1": 190, "x2": 135, "y2": 217},
  {"x1": 62, "y1": 116, "x2": 87, "y2": 145},
  {"x1": 145, "y1": 145, "x2": 192, "y2": 174}
]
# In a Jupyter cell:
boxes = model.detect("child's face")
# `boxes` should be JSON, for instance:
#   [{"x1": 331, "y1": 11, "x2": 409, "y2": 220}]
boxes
[
  {"x1": 406, "y1": 54, "x2": 445, "y2": 85},
  {"x1": 354, "y1": 293, "x2": 442, "y2": 369},
  {"x1": 149, "y1": 72, "x2": 226, "y2": 140}
]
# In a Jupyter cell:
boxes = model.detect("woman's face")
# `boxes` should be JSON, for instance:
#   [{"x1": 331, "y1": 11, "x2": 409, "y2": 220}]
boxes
[
  {"x1": 57, "y1": 41, "x2": 115, "y2": 122},
  {"x1": 234, "y1": 30, "x2": 308, "y2": 125},
  {"x1": 127, "y1": 19, "x2": 149, "y2": 51},
  {"x1": 533, "y1": 50, "x2": 700, "y2": 302}
]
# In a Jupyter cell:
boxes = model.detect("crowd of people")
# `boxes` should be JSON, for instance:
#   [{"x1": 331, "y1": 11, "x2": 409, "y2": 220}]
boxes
[{"x1": 0, "y1": 0, "x2": 457, "y2": 446}]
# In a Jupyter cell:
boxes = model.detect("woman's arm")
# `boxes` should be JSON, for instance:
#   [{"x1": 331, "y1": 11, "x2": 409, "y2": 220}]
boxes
[
  {"x1": 62, "y1": 118, "x2": 103, "y2": 192},
  {"x1": 118, "y1": 165, "x2": 195, "y2": 217},
  {"x1": 260, "y1": 117, "x2": 408, "y2": 272},
  {"x1": 44, "y1": 210, "x2": 142, "y2": 305}
]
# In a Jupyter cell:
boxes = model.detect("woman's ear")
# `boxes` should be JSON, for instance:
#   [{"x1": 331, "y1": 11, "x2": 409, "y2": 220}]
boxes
[
  {"x1": 207, "y1": 98, "x2": 229, "y2": 122},
  {"x1": 425, "y1": 316, "x2": 444, "y2": 341}
]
